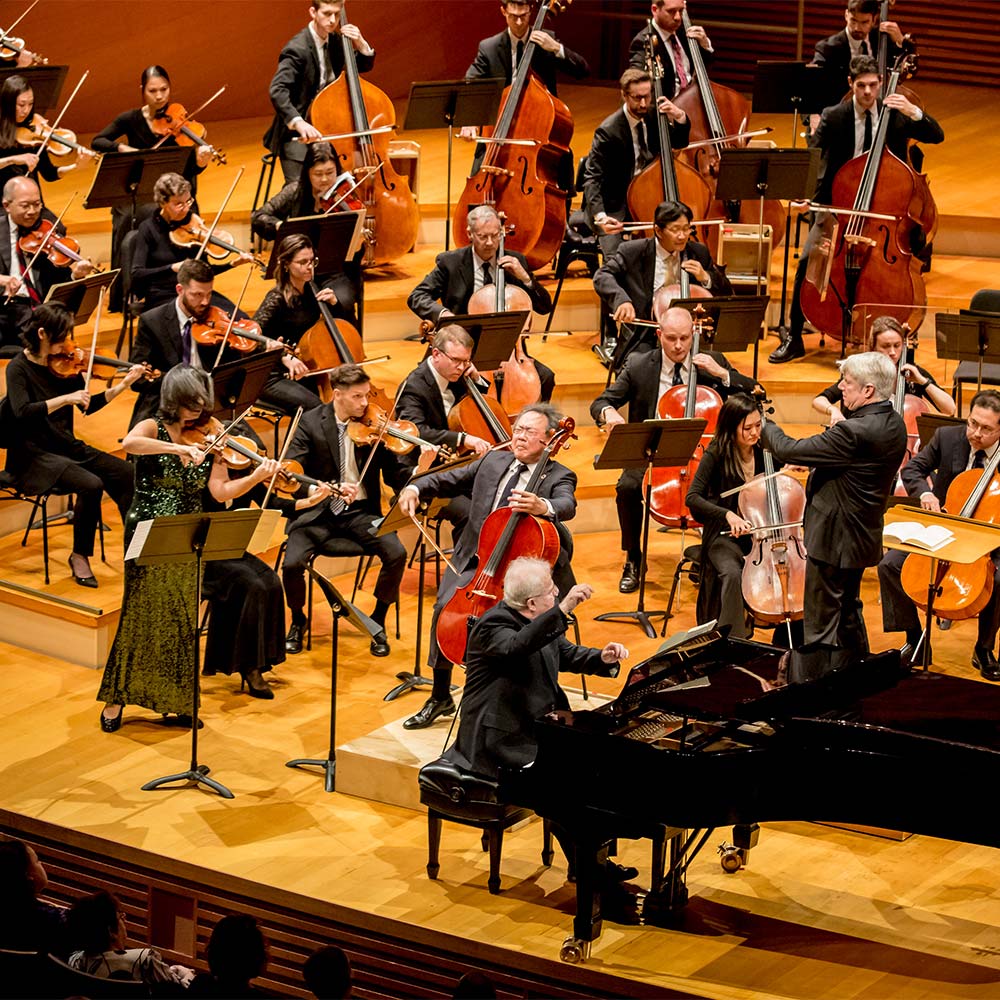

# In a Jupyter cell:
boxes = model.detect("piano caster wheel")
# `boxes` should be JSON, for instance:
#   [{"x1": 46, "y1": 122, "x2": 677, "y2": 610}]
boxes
[
  {"x1": 560, "y1": 937, "x2": 591, "y2": 964},
  {"x1": 718, "y1": 844, "x2": 744, "y2": 873}
]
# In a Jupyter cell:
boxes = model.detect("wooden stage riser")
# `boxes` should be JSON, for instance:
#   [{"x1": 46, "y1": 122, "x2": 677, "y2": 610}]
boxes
[{"x1": 0, "y1": 598, "x2": 115, "y2": 670}]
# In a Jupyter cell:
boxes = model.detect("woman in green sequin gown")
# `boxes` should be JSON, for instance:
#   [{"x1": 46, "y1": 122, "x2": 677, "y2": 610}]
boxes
[{"x1": 98, "y1": 367, "x2": 283, "y2": 729}]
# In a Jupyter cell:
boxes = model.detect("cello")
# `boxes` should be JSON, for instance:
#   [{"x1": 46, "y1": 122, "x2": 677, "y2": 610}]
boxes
[
  {"x1": 626, "y1": 23, "x2": 711, "y2": 239},
  {"x1": 435, "y1": 417, "x2": 576, "y2": 666},
  {"x1": 309, "y1": 5, "x2": 419, "y2": 267},
  {"x1": 644, "y1": 305, "x2": 722, "y2": 529},
  {"x1": 800, "y1": 53, "x2": 932, "y2": 345},
  {"x1": 452, "y1": 0, "x2": 574, "y2": 270}
]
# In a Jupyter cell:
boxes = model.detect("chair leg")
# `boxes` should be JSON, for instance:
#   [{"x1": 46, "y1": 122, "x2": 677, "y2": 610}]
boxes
[
  {"x1": 487, "y1": 826, "x2": 504, "y2": 894},
  {"x1": 40, "y1": 494, "x2": 50, "y2": 585},
  {"x1": 98, "y1": 514, "x2": 106, "y2": 563},
  {"x1": 395, "y1": 598, "x2": 401, "y2": 641},
  {"x1": 426, "y1": 812, "x2": 442, "y2": 880},
  {"x1": 542, "y1": 818, "x2": 554, "y2": 867},
  {"x1": 306, "y1": 562, "x2": 314, "y2": 652}
]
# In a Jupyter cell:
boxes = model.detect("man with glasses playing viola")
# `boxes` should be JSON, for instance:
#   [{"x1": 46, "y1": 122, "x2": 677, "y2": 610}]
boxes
[{"x1": 878, "y1": 389, "x2": 1000, "y2": 680}]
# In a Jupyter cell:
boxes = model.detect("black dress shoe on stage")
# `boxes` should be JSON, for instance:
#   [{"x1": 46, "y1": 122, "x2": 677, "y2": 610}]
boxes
[
  {"x1": 973, "y1": 647, "x2": 1000, "y2": 681},
  {"x1": 285, "y1": 623, "x2": 304, "y2": 654},
  {"x1": 402, "y1": 695, "x2": 456, "y2": 730},
  {"x1": 242, "y1": 668, "x2": 274, "y2": 700},
  {"x1": 768, "y1": 336, "x2": 805, "y2": 364},
  {"x1": 370, "y1": 631, "x2": 390, "y2": 657},
  {"x1": 619, "y1": 561, "x2": 640, "y2": 594},
  {"x1": 173, "y1": 714, "x2": 205, "y2": 730},
  {"x1": 69, "y1": 557, "x2": 98, "y2": 588},
  {"x1": 606, "y1": 860, "x2": 639, "y2": 882},
  {"x1": 100, "y1": 707, "x2": 123, "y2": 733}
]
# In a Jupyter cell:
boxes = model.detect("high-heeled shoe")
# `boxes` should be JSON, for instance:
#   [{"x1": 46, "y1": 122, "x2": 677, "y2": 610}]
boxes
[
  {"x1": 69, "y1": 556, "x2": 98, "y2": 589},
  {"x1": 241, "y1": 668, "x2": 274, "y2": 700},
  {"x1": 100, "y1": 706, "x2": 123, "y2": 733}
]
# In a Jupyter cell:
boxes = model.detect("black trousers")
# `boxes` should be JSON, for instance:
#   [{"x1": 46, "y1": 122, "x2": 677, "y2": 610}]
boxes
[
  {"x1": 615, "y1": 468, "x2": 645, "y2": 561},
  {"x1": 257, "y1": 374, "x2": 323, "y2": 417},
  {"x1": 804, "y1": 557, "x2": 868, "y2": 654},
  {"x1": 281, "y1": 507, "x2": 406, "y2": 618},
  {"x1": 54, "y1": 452, "x2": 134, "y2": 557},
  {"x1": 701, "y1": 537, "x2": 750, "y2": 639}
]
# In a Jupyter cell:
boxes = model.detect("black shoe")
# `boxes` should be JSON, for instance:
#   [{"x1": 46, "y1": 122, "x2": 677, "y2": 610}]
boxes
[
  {"x1": 69, "y1": 556, "x2": 98, "y2": 589},
  {"x1": 402, "y1": 695, "x2": 456, "y2": 730},
  {"x1": 768, "y1": 336, "x2": 805, "y2": 364},
  {"x1": 173, "y1": 714, "x2": 205, "y2": 730},
  {"x1": 973, "y1": 647, "x2": 1000, "y2": 681},
  {"x1": 937, "y1": 617, "x2": 953, "y2": 631},
  {"x1": 619, "y1": 560, "x2": 640, "y2": 594},
  {"x1": 242, "y1": 668, "x2": 274, "y2": 700},
  {"x1": 100, "y1": 706, "x2": 123, "y2": 733},
  {"x1": 370, "y1": 631, "x2": 390, "y2": 657},
  {"x1": 606, "y1": 860, "x2": 639, "y2": 882},
  {"x1": 285, "y1": 623, "x2": 304, "y2": 654}
]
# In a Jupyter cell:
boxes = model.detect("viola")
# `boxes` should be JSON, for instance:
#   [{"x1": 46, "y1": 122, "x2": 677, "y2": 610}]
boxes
[
  {"x1": 47, "y1": 346, "x2": 158, "y2": 382},
  {"x1": 189, "y1": 305, "x2": 267, "y2": 354},
  {"x1": 452, "y1": 0, "x2": 574, "y2": 270},
  {"x1": 169, "y1": 214, "x2": 267, "y2": 272},
  {"x1": 150, "y1": 103, "x2": 226, "y2": 165},
  {"x1": 18, "y1": 219, "x2": 96, "y2": 271},
  {"x1": 16, "y1": 114, "x2": 96, "y2": 159},
  {"x1": 435, "y1": 417, "x2": 576, "y2": 666},
  {"x1": 309, "y1": 5, "x2": 419, "y2": 266}
]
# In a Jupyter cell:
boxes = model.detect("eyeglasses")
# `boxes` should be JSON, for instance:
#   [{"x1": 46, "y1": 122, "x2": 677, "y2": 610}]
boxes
[
  {"x1": 437, "y1": 350, "x2": 471, "y2": 366},
  {"x1": 292, "y1": 257, "x2": 318, "y2": 268},
  {"x1": 967, "y1": 417, "x2": 1000, "y2": 435}
]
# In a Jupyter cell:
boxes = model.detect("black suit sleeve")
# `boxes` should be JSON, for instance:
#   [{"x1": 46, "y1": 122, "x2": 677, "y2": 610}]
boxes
[
  {"x1": 407, "y1": 253, "x2": 451, "y2": 322},
  {"x1": 590, "y1": 356, "x2": 640, "y2": 424},
  {"x1": 509, "y1": 252, "x2": 552, "y2": 314},
  {"x1": 269, "y1": 39, "x2": 313, "y2": 125},
  {"x1": 396, "y1": 378, "x2": 463, "y2": 451},
  {"x1": 900, "y1": 428, "x2": 944, "y2": 499},
  {"x1": 128, "y1": 314, "x2": 167, "y2": 413},
  {"x1": 592, "y1": 246, "x2": 634, "y2": 312},
  {"x1": 582, "y1": 124, "x2": 617, "y2": 222}
]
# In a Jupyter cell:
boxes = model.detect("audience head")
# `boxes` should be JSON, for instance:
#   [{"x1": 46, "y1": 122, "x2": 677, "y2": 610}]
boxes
[
  {"x1": 303, "y1": 944, "x2": 352, "y2": 999},
  {"x1": 0, "y1": 836, "x2": 48, "y2": 908},
  {"x1": 66, "y1": 890, "x2": 126, "y2": 956},
  {"x1": 207, "y1": 914, "x2": 268, "y2": 986},
  {"x1": 452, "y1": 970, "x2": 498, "y2": 999}
]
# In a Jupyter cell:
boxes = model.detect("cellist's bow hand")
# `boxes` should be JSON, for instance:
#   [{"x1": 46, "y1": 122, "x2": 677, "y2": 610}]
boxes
[
  {"x1": 499, "y1": 254, "x2": 530, "y2": 283},
  {"x1": 593, "y1": 213, "x2": 623, "y2": 236},
  {"x1": 283, "y1": 353, "x2": 310, "y2": 380},
  {"x1": 601, "y1": 407, "x2": 626, "y2": 430},
  {"x1": 883, "y1": 93, "x2": 920, "y2": 118},
  {"x1": 879, "y1": 20, "x2": 904, "y2": 44},
  {"x1": 919, "y1": 491, "x2": 941, "y2": 513},
  {"x1": 294, "y1": 119, "x2": 323, "y2": 142},
  {"x1": 612, "y1": 301, "x2": 636, "y2": 324},
  {"x1": 656, "y1": 96, "x2": 687, "y2": 124},
  {"x1": 458, "y1": 126, "x2": 479, "y2": 141},
  {"x1": 725, "y1": 511, "x2": 755, "y2": 538},
  {"x1": 507, "y1": 489, "x2": 547, "y2": 515},
  {"x1": 559, "y1": 583, "x2": 594, "y2": 615},
  {"x1": 529, "y1": 29, "x2": 561, "y2": 53}
]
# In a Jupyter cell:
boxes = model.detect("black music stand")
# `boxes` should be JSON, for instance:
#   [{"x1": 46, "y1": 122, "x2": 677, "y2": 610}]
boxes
[
  {"x1": 936, "y1": 311, "x2": 1000, "y2": 415},
  {"x1": 264, "y1": 211, "x2": 363, "y2": 282},
  {"x1": 83, "y1": 147, "x2": 193, "y2": 216},
  {"x1": 441, "y1": 311, "x2": 526, "y2": 371},
  {"x1": 378, "y1": 494, "x2": 450, "y2": 701},
  {"x1": 286, "y1": 568, "x2": 382, "y2": 792},
  {"x1": 715, "y1": 147, "x2": 819, "y2": 368},
  {"x1": 0, "y1": 65, "x2": 68, "y2": 113},
  {"x1": 44, "y1": 269, "x2": 120, "y2": 325},
  {"x1": 135, "y1": 509, "x2": 261, "y2": 799},
  {"x1": 209, "y1": 348, "x2": 284, "y2": 418},
  {"x1": 403, "y1": 79, "x2": 504, "y2": 252},
  {"x1": 670, "y1": 294, "x2": 770, "y2": 379},
  {"x1": 915, "y1": 412, "x2": 965, "y2": 449},
  {"x1": 594, "y1": 419, "x2": 706, "y2": 638}
]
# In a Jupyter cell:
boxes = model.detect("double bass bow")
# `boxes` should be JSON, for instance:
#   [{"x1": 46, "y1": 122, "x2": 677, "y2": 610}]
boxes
[
  {"x1": 452, "y1": 0, "x2": 574, "y2": 270},
  {"x1": 309, "y1": 4, "x2": 419, "y2": 267}
]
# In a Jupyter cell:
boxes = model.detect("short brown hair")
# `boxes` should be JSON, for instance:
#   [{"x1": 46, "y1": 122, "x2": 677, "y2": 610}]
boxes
[
  {"x1": 177, "y1": 258, "x2": 214, "y2": 286},
  {"x1": 434, "y1": 325, "x2": 474, "y2": 353},
  {"x1": 153, "y1": 171, "x2": 191, "y2": 207},
  {"x1": 620, "y1": 67, "x2": 651, "y2": 92},
  {"x1": 328, "y1": 363, "x2": 370, "y2": 391}
]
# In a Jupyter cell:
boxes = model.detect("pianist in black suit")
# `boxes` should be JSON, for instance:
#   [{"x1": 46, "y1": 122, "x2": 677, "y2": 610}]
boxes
[
  {"x1": 878, "y1": 390, "x2": 1000, "y2": 681},
  {"x1": 761, "y1": 352, "x2": 906, "y2": 654}
]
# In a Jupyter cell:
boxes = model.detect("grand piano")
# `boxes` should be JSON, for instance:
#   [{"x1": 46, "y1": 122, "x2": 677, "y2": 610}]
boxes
[{"x1": 499, "y1": 629, "x2": 1000, "y2": 962}]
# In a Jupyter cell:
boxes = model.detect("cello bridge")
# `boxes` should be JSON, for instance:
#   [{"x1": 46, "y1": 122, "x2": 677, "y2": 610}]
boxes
[
  {"x1": 844, "y1": 234, "x2": 877, "y2": 248},
  {"x1": 483, "y1": 165, "x2": 514, "y2": 178}
]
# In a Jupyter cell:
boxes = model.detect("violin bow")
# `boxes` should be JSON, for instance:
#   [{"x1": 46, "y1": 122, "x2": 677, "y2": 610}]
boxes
[
  {"x1": 211, "y1": 264, "x2": 255, "y2": 371},
  {"x1": 150, "y1": 85, "x2": 226, "y2": 150},
  {"x1": 194, "y1": 164, "x2": 244, "y2": 267},
  {"x1": 199, "y1": 404, "x2": 256, "y2": 459},
  {"x1": 78, "y1": 287, "x2": 104, "y2": 411},
  {"x1": 0, "y1": 0, "x2": 40, "y2": 40},
  {"x1": 321, "y1": 166, "x2": 377, "y2": 216},
  {"x1": 352, "y1": 374, "x2": 411, "y2": 489},
  {"x1": 262, "y1": 406, "x2": 304, "y2": 509},
  {"x1": 34, "y1": 70, "x2": 88, "y2": 161},
  {"x1": 5, "y1": 191, "x2": 75, "y2": 303}
]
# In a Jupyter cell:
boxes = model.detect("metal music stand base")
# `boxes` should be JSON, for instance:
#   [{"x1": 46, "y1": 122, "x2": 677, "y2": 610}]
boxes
[{"x1": 142, "y1": 763, "x2": 233, "y2": 799}]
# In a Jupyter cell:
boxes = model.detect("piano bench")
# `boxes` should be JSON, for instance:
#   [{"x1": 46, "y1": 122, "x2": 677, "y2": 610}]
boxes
[{"x1": 418, "y1": 759, "x2": 553, "y2": 895}]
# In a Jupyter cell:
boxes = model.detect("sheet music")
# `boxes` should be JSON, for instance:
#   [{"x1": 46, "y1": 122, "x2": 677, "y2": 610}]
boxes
[
  {"x1": 247, "y1": 509, "x2": 282, "y2": 555},
  {"x1": 124, "y1": 518, "x2": 153, "y2": 561}
]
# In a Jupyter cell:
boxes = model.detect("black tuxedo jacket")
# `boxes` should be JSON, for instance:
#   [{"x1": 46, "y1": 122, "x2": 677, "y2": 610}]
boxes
[
  {"x1": 264, "y1": 26, "x2": 376, "y2": 151},
  {"x1": 811, "y1": 99, "x2": 944, "y2": 205},
  {"x1": 627, "y1": 24, "x2": 714, "y2": 95},
  {"x1": 465, "y1": 29, "x2": 588, "y2": 96},
  {"x1": 811, "y1": 29, "x2": 901, "y2": 81},
  {"x1": 593, "y1": 236, "x2": 732, "y2": 319},
  {"x1": 407, "y1": 246, "x2": 551, "y2": 323},
  {"x1": 283, "y1": 402, "x2": 409, "y2": 529},
  {"x1": 395, "y1": 361, "x2": 490, "y2": 452},
  {"x1": 901, "y1": 425, "x2": 971, "y2": 506},
  {"x1": 443, "y1": 602, "x2": 614, "y2": 779},
  {"x1": 590, "y1": 345, "x2": 755, "y2": 426},
  {"x1": 582, "y1": 107, "x2": 691, "y2": 227},
  {"x1": 762, "y1": 399, "x2": 907, "y2": 568}
]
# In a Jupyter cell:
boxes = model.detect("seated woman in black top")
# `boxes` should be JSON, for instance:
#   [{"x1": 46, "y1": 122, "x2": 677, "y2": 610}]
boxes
[
  {"x1": 812, "y1": 315, "x2": 956, "y2": 424},
  {"x1": 251, "y1": 141, "x2": 359, "y2": 328},
  {"x1": 132, "y1": 171, "x2": 255, "y2": 312},
  {"x1": 2, "y1": 302, "x2": 146, "y2": 587},
  {"x1": 0, "y1": 75, "x2": 93, "y2": 194},
  {"x1": 0, "y1": 836, "x2": 67, "y2": 956}
]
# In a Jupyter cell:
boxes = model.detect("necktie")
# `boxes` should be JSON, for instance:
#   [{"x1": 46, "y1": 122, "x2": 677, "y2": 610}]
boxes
[
  {"x1": 321, "y1": 41, "x2": 335, "y2": 88},
  {"x1": 496, "y1": 462, "x2": 527, "y2": 510},
  {"x1": 861, "y1": 38, "x2": 871, "y2": 58},
  {"x1": 862, "y1": 109, "x2": 873, "y2": 153},
  {"x1": 181, "y1": 318, "x2": 193, "y2": 365},
  {"x1": 672, "y1": 361, "x2": 684, "y2": 387},
  {"x1": 635, "y1": 121, "x2": 650, "y2": 170},
  {"x1": 670, "y1": 33, "x2": 689, "y2": 91},
  {"x1": 515, "y1": 39, "x2": 524, "y2": 69},
  {"x1": 15, "y1": 243, "x2": 40, "y2": 304},
  {"x1": 482, "y1": 261, "x2": 492, "y2": 286},
  {"x1": 973, "y1": 449, "x2": 987, "y2": 470}
]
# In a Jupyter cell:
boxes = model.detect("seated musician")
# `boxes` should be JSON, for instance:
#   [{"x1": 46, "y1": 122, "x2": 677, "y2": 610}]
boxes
[
  {"x1": 397, "y1": 403, "x2": 577, "y2": 730},
  {"x1": 770, "y1": 55, "x2": 944, "y2": 365},
  {"x1": 594, "y1": 199, "x2": 732, "y2": 340},
  {"x1": 281, "y1": 363, "x2": 410, "y2": 658},
  {"x1": 132, "y1": 172, "x2": 256, "y2": 313},
  {"x1": 583, "y1": 68, "x2": 690, "y2": 259},
  {"x1": 442, "y1": 555, "x2": 636, "y2": 888},
  {"x1": 762, "y1": 353, "x2": 906, "y2": 655},
  {"x1": 1, "y1": 302, "x2": 143, "y2": 588},
  {"x1": 406, "y1": 204, "x2": 555, "y2": 403},
  {"x1": 627, "y1": 0, "x2": 714, "y2": 89},
  {"x1": 590, "y1": 306, "x2": 755, "y2": 595},
  {"x1": 878, "y1": 389, "x2": 1000, "y2": 681},
  {"x1": 0, "y1": 177, "x2": 95, "y2": 354},
  {"x1": 128, "y1": 259, "x2": 249, "y2": 429},
  {"x1": 251, "y1": 141, "x2": 360, "y2": 328},
  {"x1": 811, "y1": 1, "x2": 905, "y2": 84}
]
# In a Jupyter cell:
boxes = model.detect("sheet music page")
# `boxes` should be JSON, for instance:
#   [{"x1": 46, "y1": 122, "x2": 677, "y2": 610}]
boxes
[
  {"x1": 247, "y1": 509, "x2": 283, "y2": 555},
  {"x1": 124, "y1": 518, "x2": 153, "y2": 561}
]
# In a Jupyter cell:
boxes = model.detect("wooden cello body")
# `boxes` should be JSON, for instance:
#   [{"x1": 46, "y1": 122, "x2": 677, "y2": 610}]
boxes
[
  {"x1": 309, "y1": 7, "x2": 419, "y2": 266},
  {"x1": 452, "y1": 0, "x2": 574, "y2": 270}
]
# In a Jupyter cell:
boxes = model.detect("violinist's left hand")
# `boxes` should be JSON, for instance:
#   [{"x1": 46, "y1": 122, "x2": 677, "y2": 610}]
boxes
[
  {"x1": 656, "y1": 96, "x2": 687, "y2": 124},
  {"x1": 530, "y1": 29, "x2": 561, "y2": 54},
  {"x1": 235, "y1": 252, "x2": 256, "y2": 267},
  {"x1": 498, "y1": 254, "x2": 530, "y2": 283},
  {"x1": 682, "y1": 259, "x2": 709, "y2": 284},
  {"x1": 692, "y1": 352, "x2": 726, "y2": 380},
  {"x1": 70, "y1": 259, "x2": 95, "y2": 280},
  {"x1": 508, "y1": 489, "x2": 547, "y2": 516},
  {"x1": 252, "y1": 458, "x2": 282, "y2": 483},
  {"x1": 195, "y1": 146, "x2": 213, "y2": 168},
  {"x1": 686, "y1": 24, "x2": 712, "y2": 50},
  {"x1": 879, "y1": 20, "x2": 904, "y2": 45},
  {"x1": 883, "y1": 93, "x2": 920, "y2": 119},
  {"x1": 121, "y1": 364, "x2": 147, "y2": 389},
  {"x1": 315, "y1": 287, "x2": 338, "y2": 304}
]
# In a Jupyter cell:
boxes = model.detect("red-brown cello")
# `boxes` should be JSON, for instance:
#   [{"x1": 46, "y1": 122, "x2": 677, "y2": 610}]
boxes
[
  {"x1": 435, "y1": 417, "x2": 575, "y2": 666},
  {"x1": 452, "y1": 0, "x2": 574, "y2": 270}
]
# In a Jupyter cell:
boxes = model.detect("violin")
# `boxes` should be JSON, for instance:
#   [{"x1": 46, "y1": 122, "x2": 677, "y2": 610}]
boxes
[
  {"x1": 150, "y1": 103, "x2": 226, "y2": 165},
  {"x1": 16, "y1": 114, "x2": 96, "y2": 159},
  {"x1": 319, "y1": 170, "x2": 365, "y2": 213},
  {"x1": 169, "y1": 213, "x2": 267, "y2": 272},
  {"x1": 47, "y1": 346, "x2": 159, "y2": 383},
  {"x1": 0, "y1": 31, "x2": 45, "y2": 66},
  {"x1": 18, "y1": 219, "x2": 96, "y2": 272},
  {"x1": 189, "y1": 305, "x2": 270, "y2": 354},
  {"x1": 435, "y1": 417, "x2": 576, "y2": 666},
  {"x1": 347, "y1": 400, "x2": 437, "y2": 455}
]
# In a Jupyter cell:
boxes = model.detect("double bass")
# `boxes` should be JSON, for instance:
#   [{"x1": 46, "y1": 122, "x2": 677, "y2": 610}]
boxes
[
  {"x1": 309, "y1": 5, "x2": 419, "y2": 267},
  {"x1": 800, "y1": 53, "x2": 932, "y2": 345},
  {"x1": 435, "y1": 417, "x2": 576, "y2": 666},
  {"x1": 452, "y1": 0, "x2": 574, "y2": 270}
]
